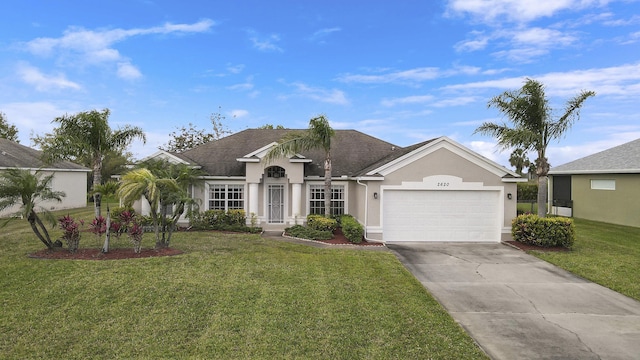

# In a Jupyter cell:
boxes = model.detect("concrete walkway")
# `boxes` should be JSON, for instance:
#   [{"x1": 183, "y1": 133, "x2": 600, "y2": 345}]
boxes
[{"x1": 388, "y1": 242, "x2": 640, "y2": 360}]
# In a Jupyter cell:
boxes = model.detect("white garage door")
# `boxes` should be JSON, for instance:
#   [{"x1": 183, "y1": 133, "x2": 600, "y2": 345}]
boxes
[{"x1": 383, "y1": 190, "x2": 501, "y2": 242}]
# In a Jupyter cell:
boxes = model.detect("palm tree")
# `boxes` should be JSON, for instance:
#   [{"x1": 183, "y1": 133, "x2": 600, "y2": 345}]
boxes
[
  {"x1": 475, "y1": 79, "x2": 595, "y2": 217},
  {"x1": 36, "y1": 109, "x2": 146, "y2": 217},
  {"x1": 264, "y1": 115, "x2": 335, "y2": 217},
  {"x1": 0, "y1": 168, "x2": 65, "y2": 249},
  {"x1": 509, "y1": 148, "x2": 531, "y2": 176},
  {"x1": 140, "y1": 160, "x2": 202, "y2": 246},
  {"x1": 117, "y1": 164, "x2": 200, "y2": 249}
]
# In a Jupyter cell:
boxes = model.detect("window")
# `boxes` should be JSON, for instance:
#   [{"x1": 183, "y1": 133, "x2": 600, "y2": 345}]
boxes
[
  {"x1": 209, "y1": 184, "x2": 244, "y2": 210},
  {"x1": 309, "y1": 185, "x2": 345, "y2": 216},
  {"x1": 267, "y1": 166, "x2": 285, "y2": 178},
  {"x1": 591, "y1": 179, "x2": 615, "y2": 190}
]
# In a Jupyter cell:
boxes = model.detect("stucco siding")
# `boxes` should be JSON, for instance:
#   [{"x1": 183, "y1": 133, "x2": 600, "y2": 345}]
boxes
[
  {"x1": 572, "y1": 174, "x2": 640, "y2": 227},
  {"x1": 369, "y1": 148, "x2": 516, "y2": 231},
  {"x1": 0, "y1": 170, "x2": 88, "y2": 218}
]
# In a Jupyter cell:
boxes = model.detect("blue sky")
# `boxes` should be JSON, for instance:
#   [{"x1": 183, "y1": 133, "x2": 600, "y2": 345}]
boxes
[{"x1": 1, "y1": 0, "x2": 639, "y2": 169}]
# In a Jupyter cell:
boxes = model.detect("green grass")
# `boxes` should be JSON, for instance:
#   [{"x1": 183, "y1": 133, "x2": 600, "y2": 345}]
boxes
[
  {"x1": 0, "y1": 206, "x2": 487, "y2": 359},
  {"x1": 517, "y1": 201, "x2": 537, "y2": 214},
  {"x1": 530, "y1": 218, "x2": 640, "y2": 301}
]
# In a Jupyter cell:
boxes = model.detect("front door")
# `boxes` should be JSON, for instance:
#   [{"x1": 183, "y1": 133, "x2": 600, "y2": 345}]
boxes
[{"x1": 268, "y1": 184, "x2": 284, "y2": 223}]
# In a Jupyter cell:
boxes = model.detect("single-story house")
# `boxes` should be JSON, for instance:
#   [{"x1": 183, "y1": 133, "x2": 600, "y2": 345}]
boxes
[
  {"x1": 549, "y1": 138, "x2": 640, "y2": 228},
  {"x1": 142, "y1": 129, "x2": 524, "y2": 243},
  {"x1": 0, "y1": 138, "x2": 90, "y2": 218}
]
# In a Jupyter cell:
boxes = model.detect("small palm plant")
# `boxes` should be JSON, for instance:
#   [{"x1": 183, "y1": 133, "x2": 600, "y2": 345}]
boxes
[{"x1": 0, "y1": 168, "x2": 65, "y2": 249}]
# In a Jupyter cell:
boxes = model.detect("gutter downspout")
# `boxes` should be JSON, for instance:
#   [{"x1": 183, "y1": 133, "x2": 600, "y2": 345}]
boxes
[{"x1": 356, "y1": 178, "x2": 378, "y2": 242}]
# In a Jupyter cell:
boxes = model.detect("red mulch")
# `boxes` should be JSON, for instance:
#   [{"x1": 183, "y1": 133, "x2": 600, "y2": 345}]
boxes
[
  {"x1": 29, "y1": 247, "x2": 183, "y2": 260},
  {"x1": 506, "y1": 241, "x2": 571, "y2": 252}
]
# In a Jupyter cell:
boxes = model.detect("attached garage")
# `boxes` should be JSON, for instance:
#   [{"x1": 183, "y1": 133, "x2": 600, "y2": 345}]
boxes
[{"x1": 381, "y1": 176, "x2": 503, "y2": 242}]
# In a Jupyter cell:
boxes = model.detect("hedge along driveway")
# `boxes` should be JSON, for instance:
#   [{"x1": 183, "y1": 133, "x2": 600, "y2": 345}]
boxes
[{"x1": 0, "y1": 213, "x2": 487, "y2": 359}]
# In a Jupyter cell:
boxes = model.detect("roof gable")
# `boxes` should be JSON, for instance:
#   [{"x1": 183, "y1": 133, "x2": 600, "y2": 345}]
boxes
[
  {"x1": 364, "y1": 136, "x2": 520, "y2": 179},
  {"x1": 0, "y1": 138, "x2": 89, "y2": 171},
  {"x1": 139, "y1": 150, "x2": 195, "y2": 166},
  {"x1": 550, "y1": 138, "x2": 640, "y2": 174}
]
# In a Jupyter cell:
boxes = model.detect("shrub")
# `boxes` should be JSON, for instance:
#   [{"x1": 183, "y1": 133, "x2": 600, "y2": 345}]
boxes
[
  {"x1": 306, "y1": 214, "x2": 337, "y2": 232},
  {"x1": 341, "y1": 215, "x2": 364, "y2": 244},
  {"x1": 110, "y1": 206, "x2": 135, "y2": 220},
  {"x1": 89, "y1": 216, "x2": 107, "y2": 235},
  {"x1": 190, "y1": 210, "x2": 260, "y2": 233},
  {"x1": 58, "y1": 215, "x2": 81, "y2": 252},
  {"x1": 285, "y1": 225, "x2": 333, "y2": 241},
  {"x1": 517, "y1": 183, "x2": 538, "y2": 201},
  {"x1": 128, "y1": 222, "x2": 144, "y2": 253},
  {"x1": 512, "y1": 214, "x2": 575, "y2": 248}
]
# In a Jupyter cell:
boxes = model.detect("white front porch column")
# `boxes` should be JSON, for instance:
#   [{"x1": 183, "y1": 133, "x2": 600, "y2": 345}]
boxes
[
  {"x1": 291, "y1": 183, "x2": 302, "y2": 224},
  {"x1": 248, "y1": 183, "x2": 259, "y2": 218}
]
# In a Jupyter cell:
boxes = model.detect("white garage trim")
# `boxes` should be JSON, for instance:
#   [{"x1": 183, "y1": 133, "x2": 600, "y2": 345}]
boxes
[{"x1": 381, "y1": 175, "x2": 504, "y2": 242}]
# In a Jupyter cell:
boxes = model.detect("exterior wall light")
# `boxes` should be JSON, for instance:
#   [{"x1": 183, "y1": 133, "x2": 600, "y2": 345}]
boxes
[
  {"x1": 507, "y1": 193, "x2": 512, "y2": 200},
  {"x1": 373, "y1": 192, "x2": 378, "y2": 199}
]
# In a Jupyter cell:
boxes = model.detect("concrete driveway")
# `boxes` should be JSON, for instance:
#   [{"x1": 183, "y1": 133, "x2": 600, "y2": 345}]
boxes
[{"x1": 388, "y1": 242, "x2": 640, "y2": 360}]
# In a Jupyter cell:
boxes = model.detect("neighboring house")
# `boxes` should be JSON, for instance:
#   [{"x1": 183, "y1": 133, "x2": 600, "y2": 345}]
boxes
[
  {"x1": 142, "y1": 129, "x2": 523, "y2": 243},
  {"x1": 549, "y1": 138, "x2": 640, "y2": 228},
  {"x1": 0, "y1": 138, "x2": 90, "y2": 218}
]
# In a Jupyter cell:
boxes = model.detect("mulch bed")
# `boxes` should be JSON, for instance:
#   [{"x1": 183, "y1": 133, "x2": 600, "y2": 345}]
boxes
[
  {"x1": 308, "y1": 228, "x2": 384, "y2": 246},
  {"x1": 29, "y1": 247, "x2": 183, "y2": 260},
  {"x1": 505, "y1": 241, "x2": 571, "y2": 252}
]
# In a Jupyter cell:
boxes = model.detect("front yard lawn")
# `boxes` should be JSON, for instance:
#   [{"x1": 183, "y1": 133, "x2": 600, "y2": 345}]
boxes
[
  {"x1": 0, "y1": 207, "x2": 487, "y2": 359},
  {"x1": 531, "y1": 218, "x2": 640, "y2": 301}
]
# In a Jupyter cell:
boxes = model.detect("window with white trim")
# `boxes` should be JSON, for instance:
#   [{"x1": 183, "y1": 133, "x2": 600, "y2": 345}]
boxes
[
  {"x1": 309, "y1": 184, "x2": 345, "y2": 216},
  {"x1": 209, "y1": 184, "x2": 244, "y2": 211},
  {"x1": 591, "y1": 179, "x2": 615, "y2": 190}
]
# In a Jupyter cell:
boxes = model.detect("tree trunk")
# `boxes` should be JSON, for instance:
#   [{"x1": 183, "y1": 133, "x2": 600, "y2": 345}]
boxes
[
  {"x1": 93, "y1": 154, "x2": 103, "y2": 217},
  {"x1": 102, "y1": 208, "x2": 111, "y2": 253},
  {"x1": 537, "y1": 175, "x2": 548, "y2": 217},
  {"x1": 536, "y1": 155, "x2": 550, "y2": 218},
  {"x1": 323, "y1": 154, "x2": 332, "y2": 218},
  {"x1": 28, "y1": 211, "x2": 53, "y2": 249}
]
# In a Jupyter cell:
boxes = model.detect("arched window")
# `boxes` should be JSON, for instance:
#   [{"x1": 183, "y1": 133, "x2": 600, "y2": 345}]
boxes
[{"x1": 266, "y1": 166, "x2": 285, "y2": 179}]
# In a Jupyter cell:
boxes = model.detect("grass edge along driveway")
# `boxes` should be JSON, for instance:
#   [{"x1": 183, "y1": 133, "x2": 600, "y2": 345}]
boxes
[
  {"x1": 529, "y1": 217, "x2": 640, "y2": 302},
  {"x1": 0, "y1": 207, "x2": 487, "y2": 359}
]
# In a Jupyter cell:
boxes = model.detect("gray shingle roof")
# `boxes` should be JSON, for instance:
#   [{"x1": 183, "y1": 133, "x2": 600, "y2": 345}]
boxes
[
  {"x1": 549, "y1": 138, "x2": 640, "y2": 174},
  {"x1": 177, "y1": 128, "x2": 401, "y2": 177},
  {"x1": 0, "y1": 138, "x2": 89, "y2": 171},
  {"x1": 355, "y1": 139, "x2": 436, "y2": 176}
]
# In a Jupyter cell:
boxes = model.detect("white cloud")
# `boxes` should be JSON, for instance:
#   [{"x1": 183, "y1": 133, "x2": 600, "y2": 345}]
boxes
[
  {"x1": 446, "y1": 0, "x2": 611, "y2": 24},
  {"x1": 492, "y1": 47, "x2": 551, "y2": 63},
  {"x1": 338, "y1": 67, "x2": 441, "y2": 84},
  {"x1": 466, "y1": 140, "x2": 510, "y2": 164},
  {"x1": 117, "y1": 62, "x2": 142, "y2": 80},
  {"x1": 443, "y1": 63, "x2": 640, "y2": 98},
  {"x1": 433, "y1": 96, "x2": 478, "y2": 107},
  {"x1": 22, "y1": 19, "x2": 215, "y2": 77},
  {"x1": 309, "y1": 27, "x2": 341, "y2": 43},
  {"x1": 230, "y1": 109, "x2": 249, "y2": 118},
  {"x1": 228, "y1": 82, "x2": 254, "y2": 91},
  {"x1": 227, "y1": 64, "x2": 245, "y2": 74},
  {"x1": 338, "y1": 65, "x2": 490, "y2": 86},
  {"x1": 456, "y1": 26, "x2": 578, "y2": 62},
  {"x1": 281, "y1": 82, "x2": 349, "y2": 105},
  {"x1": 248, "y1": 31, "x2": 283, "y2": 52},
  {"x1": 381, "y1": 95, "x2": 434, "y2": 107},
  {"x1": 511, "y1": 27, "x2": 576, "y2": 46},
  {"x1": 1, "y1": 101, "x2": 77, "y2": 143},
  {"x1": 17, "y1": 62, "x2": 82, "y2": 91}
]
